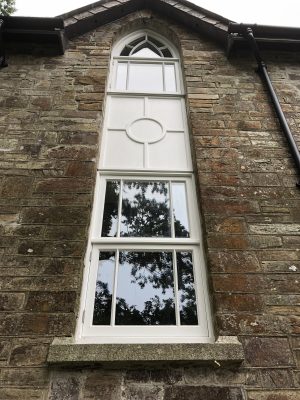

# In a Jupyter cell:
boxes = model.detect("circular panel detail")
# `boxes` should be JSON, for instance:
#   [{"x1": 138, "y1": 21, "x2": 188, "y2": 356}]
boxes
[{"x1": 126, "y1": 118, "x2": 165, "y2": 144}]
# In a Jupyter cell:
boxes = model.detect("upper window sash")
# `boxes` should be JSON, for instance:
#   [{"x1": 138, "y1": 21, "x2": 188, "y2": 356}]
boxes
[
  {"x1": 110, "y1": 58, "x2": 182, "y2": 94},
  {"x1": 91, "y1": 174, "x2": 201, "y2": 242}
]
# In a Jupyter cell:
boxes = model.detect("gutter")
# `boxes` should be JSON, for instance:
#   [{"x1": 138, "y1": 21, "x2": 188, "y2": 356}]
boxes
[
  {"x1": 229, "y1": 23, "x2": 300, "y2": 187},
  {"x1": 0, "y1": 16, "x2": 65, "y2": 57}
]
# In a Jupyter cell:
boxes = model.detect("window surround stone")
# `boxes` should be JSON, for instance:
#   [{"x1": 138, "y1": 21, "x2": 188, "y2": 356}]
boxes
[{"x1": 47, "y1": 336, "x2": 244, "y2": 368}]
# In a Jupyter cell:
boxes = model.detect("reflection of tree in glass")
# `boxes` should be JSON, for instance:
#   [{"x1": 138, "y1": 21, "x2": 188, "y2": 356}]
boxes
[
  {"x1": 119, "y1": 251, "x2": 174, "y2": 292},
  {"x1": 101, "y1": 181, "x2": 120, "y2": 237},
  {"x1": 93, "y1": 251, "x2": 115, "y2": 325},
  {"x1": 93, "y1": 251, "x2": 198, "y2": 326},
  {"x1": 121, "y1": 181, "x2": 170, "y2": 237},
  {"x1": 97, "y1": 179, "x2": 198, "y2": 326},
  {"x1": 115, "y1": 295, "x2": 175, "y2": 325},
  {"x1": 177, "y1": 252, "x2": 198, "y2": 325},
  {"x1": 174, "y1": 217, "x2": 189, "y2": 238},
  {"x1": 93, "y1": 281, "x2": 112, "y2": 325}
]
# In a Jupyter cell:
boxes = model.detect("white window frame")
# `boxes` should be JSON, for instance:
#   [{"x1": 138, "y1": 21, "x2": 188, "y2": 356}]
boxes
[{"x1": 75, "y1": 30, "x2": 214, "y2": 344}]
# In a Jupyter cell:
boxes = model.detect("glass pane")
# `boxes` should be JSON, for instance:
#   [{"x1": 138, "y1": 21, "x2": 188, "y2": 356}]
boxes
[
  {"x1": 128, "y1": 36, "x2": 145, "y2": 47},
  {"x1": 93, "y1": 251, "x2": 115, "y2": 325},
  {"x1": 132, "y1": 47, "x2": 161, "y2": 58},
  {"x1": 148, "y1": 36, "x2": 164, "y2": 48},
  {"x1": 115, "y1": 62, "x2": 127, "y2": 90},
  {"x1": 120, "y1": 181, "x2": 171, "y2": 237},
  {"x1": 171, "y1": 182, "x2": 190, "y2": 237},
  {"x1": 176, "y1": 252, "x2": 198, "y2": 325},
  {"x1": 128, "y1": 63, "x2": 163, "y2": 92},
  {"x1": 120, "y1": 45, "x2": 131, "y2": 56},
  {"x1": 115, "y1": 251, "x2": 176, "y2": 325},
  {"x1": 162, "y1": 48, "x2": 173, "y2": 58},
  {"x1": 165, "y1": 64, "x2": 177, "y2": 92},
  {"x1": 101, "y1": 181, "x2": 120, "y2": 237},
  {"x1": 132, "y1": 42, "x2": 161, "y2": 57}
]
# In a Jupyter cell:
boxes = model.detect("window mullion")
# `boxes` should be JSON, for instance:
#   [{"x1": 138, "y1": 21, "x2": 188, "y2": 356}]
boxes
[
  {"x1": 110, "y1": 249, "x2": 120, "y2": 326},
  {"x1": 162, "y1": 62, "x2": 166, "y2": 92},
  {"x1": 126, "y1": 61, "x2": 130, "y2": 90},
  {"x1": 173, "y1": 249, "x2": 180, "y2": 326},
  {"x1": 169, "y1": 180, "x2": 175, "y2": 238},
  {"x1": 144, "y1": 96, "x2": 148, "y2": 117},
  {"x1": 117, "y1": 179, "x2": 123, "y2": 237}
]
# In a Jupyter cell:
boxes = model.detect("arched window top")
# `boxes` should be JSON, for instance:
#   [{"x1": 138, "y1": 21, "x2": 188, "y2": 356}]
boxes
[
  {"x1": 113, "y1": 30, "x2": 178, "y2": 59},
  {"x1": 120, "y1": 34, "x2": 173, "y2": 58},
  {"x1": 111, "y1": 31, "x2": 181, "y2": 94}
]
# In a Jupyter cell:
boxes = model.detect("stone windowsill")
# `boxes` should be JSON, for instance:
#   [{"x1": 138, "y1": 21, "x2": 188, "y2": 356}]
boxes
[{"x1": 47, "y1": 336, "x2": 244, "y2": 368}]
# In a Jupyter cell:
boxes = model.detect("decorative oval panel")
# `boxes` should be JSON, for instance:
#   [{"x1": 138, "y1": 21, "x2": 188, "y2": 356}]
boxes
[{"x1": 126, "y1": 118, "x2": 165, "y2": 144}]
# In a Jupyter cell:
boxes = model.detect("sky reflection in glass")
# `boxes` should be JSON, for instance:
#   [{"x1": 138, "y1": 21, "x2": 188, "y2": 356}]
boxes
[{"x1": 116, "y1": 251, "x2": 176, "y2": 325}]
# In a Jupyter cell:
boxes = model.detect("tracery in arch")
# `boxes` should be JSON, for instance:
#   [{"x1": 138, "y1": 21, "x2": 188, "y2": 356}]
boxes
[{"x1": 120, "y1": 33, "x2": 173, "y2": 57}]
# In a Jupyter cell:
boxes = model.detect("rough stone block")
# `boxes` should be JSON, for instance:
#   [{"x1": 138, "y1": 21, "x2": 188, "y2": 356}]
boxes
[
  {"x1": 25, "y1": 292, "x2": 76, "y2": 312},
  {"x1": 0, "y1": 388, "x2": 44, "y2": 399},
  {"x1": 208, "y1": 251, "x2": 260, "y2": 273},
  {"x1": 0, "y1": 367, "x2": 49, "y2": 387},
  {"x1": 1, "y1": 176, "x2": 33, "y2": 198},
  {"x1": 123, "y1": 384, "x2": 164, "y2": 400},
  {"x1": 164, "y1": 386, "x2": 245, "y2": 400},
  {"x1": 243, "y1": 337, "x2": 294, "y2": 367},
  {"x1": 82, "y1": 370, "x2": 122, "y2": 399},
  {"x1": 260, "y1": 369, "x2": 295, "y2": 388},
  {"x1": 48, "y1": 374, "x2": 80, "y2": 400},
  {"x1": 9, "y1": 342, "x2": 49, "y2": 366},
  {"x1": 21, "y1": 206, "x2": 89, "y2": 225},
  {"x1": 0, "y1": 340, "x2": 11, "y2": 361},
  {"x1": 0, "y1": 293, "x2": 25, "y2": 311},
  {"x1": 247, "y1": 390, "x2": 300, "y2": 400},
  {"x1": 215, "y1": 294, "x2": 264, "y2": 312}
]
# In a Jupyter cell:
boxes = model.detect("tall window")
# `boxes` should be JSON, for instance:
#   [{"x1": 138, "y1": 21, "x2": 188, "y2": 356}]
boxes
[{"x1": 77, "y1": 31, "x2": 213, "y2": 343}]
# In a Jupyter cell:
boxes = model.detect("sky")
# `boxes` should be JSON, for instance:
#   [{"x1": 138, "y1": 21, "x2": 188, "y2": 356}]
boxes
[{"x1": 13, "y1": 0, "x2": 300, "y2": 27}]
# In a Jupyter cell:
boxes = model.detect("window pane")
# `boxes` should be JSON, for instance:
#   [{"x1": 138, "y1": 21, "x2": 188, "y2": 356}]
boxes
[
  {"x1": 115, "y1": 251, "x2": 176, "y2": 325},
  {"x1": 120, "y1": 45, "x2": 131, "y2": 56},
  {"x1": 165, "y1": 64, "x2": 177, "y2": 92},
  {"x1": 120, "y1": 181, "x2": 171, "y2": 237},
  {"x1": 128, "y1": 36, "x2": 145, "y2": 47},
  {"x1": 171, "y1": 182, "x2": 190, "y2": 237},
  {"x1": 162, "y1": 48, "x2": 173, "y2": 58},
  {"x1": 93, "y1": 251, "x2": 115, "y2": 325},
  {"x1": 115, "y1": 62, "x2": 127, "y2": 90},
  {"x1": 176, "y1": 252, "x2": 198, "y2": 325},
  {"x1": 148, "y1": 36, "x2": 164, "y2": 48},
  {"x1": 128, "y1": 63, "x2": 163, "y2": 92},
  {"x1": 132, "y1": 43, "x2": 161, "y2": 58},
  {"x1": 132, "y1": 47, "x2": 161, "y2": 58},
  {"x1": 101, "y1": 181, "x2": 120, "y2": 237}
]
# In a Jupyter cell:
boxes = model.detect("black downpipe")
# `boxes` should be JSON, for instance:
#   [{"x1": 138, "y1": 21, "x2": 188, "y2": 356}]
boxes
[
  {"x1": 245, "y1": 27, "x2": 300, "y2": 187},
  {"x1": 0, "y1": 19, "x2": 7, "y2": 68}
]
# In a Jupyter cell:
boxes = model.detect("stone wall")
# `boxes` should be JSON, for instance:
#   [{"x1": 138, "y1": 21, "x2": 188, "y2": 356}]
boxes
[{"x1": 0, "y1": 10, "x2": 299, "y2": 400}]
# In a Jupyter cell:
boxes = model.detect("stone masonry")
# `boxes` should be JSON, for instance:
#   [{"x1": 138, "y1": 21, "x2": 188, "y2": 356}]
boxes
[{"x1": 0, "y1": 8, "x2": 299, "y2": 400}]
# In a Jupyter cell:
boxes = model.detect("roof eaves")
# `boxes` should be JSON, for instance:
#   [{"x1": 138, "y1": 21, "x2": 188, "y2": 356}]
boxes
[
  {"x1": 63, "y1": 0, "x2": 144, "y2": 39},
  {"x1": 60, "y1": 0, "x2": 231, "y2": 45},
  {"x1": 150, "y1": 0, "x2": 230, "y2": 46},
  {"x1": 227, "y1": 22, "x2": 300, "y2": 54},
  {"x1": 0, "y1": 16, "x2": 65, "y2": 55}
]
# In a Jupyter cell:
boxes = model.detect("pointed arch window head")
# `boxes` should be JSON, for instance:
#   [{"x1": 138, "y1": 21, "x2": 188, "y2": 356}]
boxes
[
  {"x1": 112, "y1": 31, "x2": 181, "y2": 94},
  {"x1": 120, "y1": 34, "x2": 173, "y2": 58}
]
